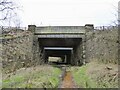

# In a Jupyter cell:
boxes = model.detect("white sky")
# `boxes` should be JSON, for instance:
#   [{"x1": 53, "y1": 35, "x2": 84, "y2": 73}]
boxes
[{"x1": 19, "y1": 0, "x2": 119, "y2": 27}]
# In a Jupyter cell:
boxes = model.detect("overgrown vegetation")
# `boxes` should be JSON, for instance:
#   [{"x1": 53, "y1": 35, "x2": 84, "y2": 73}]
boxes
[
  {"x1": 71, "y1": 65, "x2": 97, "y2": 88},
  {"x1": 2, "y1": 65, "x2": 62, "y2": 88},
  {"x1": 71, "y1": 61, "x2": 118, "y2": 88},
  {"x1": 86, "y1": 28, "x2": 118, "y2": 64}
]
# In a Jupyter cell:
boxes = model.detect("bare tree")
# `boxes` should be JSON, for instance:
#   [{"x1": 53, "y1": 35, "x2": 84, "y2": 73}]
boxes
[
  {"x1": 118, "y1": 1, "x2": 120, "y2": 25},
  {"x1": 0, "y1": 0, "x2": 18, "y2": 20},
  {"x1": 111, "y1": 3, "x2": 120, "y2": 26},
  {"x1": 0, "y1": 0, "x2": 21, "y2": 27}
]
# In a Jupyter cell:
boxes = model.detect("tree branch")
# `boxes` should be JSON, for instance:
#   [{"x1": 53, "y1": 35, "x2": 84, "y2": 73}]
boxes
[
  {"x1": 0, "y1": 0, "x2": 18, "y2": 21},
  {"x1": 0, "y1": 6, "x2": 16, "y2": 11}
]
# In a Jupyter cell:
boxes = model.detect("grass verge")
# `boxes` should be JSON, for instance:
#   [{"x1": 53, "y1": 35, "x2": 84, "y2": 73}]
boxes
[
  {"x1": 71, "y1": 65, "x2": 97, "y2": 88},
  {"x1": 71, "y1": 61, "x2": 118, "y2": 88},
  {"x1": 2, "y1": 65, "x2": 62, "y2": 88}
]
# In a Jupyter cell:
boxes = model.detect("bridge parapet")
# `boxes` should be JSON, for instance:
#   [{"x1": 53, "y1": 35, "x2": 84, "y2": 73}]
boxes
[{"x1": 35, "y1": 26, "x2": 86, "y2": 34}]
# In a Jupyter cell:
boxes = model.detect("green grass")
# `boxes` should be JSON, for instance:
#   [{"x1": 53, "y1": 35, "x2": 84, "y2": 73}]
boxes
[
  {"x1": 71, "y1": 65, "x2": 97, "y2": 88},
  {"x1": 71, "y1": 62, "x2": 118, "y2": 88},
  {"x1": 2, "y1": 66, "x2": 62, "y2": 88}
]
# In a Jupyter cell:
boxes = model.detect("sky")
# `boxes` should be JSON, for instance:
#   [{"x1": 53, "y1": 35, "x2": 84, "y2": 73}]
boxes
[{"x1": 18, "y1": 0, "x2": 119, "y2": 27}]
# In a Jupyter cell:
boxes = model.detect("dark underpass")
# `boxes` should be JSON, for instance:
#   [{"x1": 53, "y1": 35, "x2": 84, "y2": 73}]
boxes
[
  {"x1": 44, "y1": 47, "x2": 73, "y2": 64},
  {"x1": 38, "y1": 38, "x2": 83, "y2": 65}
]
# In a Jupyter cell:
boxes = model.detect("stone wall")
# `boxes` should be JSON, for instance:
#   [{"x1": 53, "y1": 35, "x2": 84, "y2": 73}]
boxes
[
  {"x1": 86, "y1": 27, "x2": 118, "y2": 64},
  {"x1": 1, "y1": 30, "x2": 42, "y2": 73},
  {"x1": 73, "y1": 41, "x2": 83, "y2": 66}
]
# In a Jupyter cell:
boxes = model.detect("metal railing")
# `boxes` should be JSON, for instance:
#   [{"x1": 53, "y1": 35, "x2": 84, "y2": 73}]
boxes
[{"x1": 94, "y1": 26, "x2": 118, "y2": 30}]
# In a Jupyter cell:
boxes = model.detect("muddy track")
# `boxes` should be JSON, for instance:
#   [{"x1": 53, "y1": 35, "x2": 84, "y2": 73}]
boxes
[{"x1": 57, "y1": 65, "x2": 77, "y2": 89}]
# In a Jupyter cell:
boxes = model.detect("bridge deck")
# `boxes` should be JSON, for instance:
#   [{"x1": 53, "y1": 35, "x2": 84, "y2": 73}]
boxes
[
  {"x1": 35, "y1": 26, "x2": 86, "y2": 34},
  {"x1": 37, "y1": 34, "x2": 85, "y2": 38},
  {"x1": 35, "y1": 26, "x2": 86, "y2": 38}
]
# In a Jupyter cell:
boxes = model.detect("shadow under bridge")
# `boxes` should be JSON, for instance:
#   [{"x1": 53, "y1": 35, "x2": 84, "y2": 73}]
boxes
[{"x1": 38, "y1": 38, "x2": 83, "y2": 65}]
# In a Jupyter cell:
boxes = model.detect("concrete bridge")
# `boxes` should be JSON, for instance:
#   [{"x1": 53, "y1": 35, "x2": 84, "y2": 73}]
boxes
[{"x1": 28, "y1": 24, "x2": 94, "y2": 65}]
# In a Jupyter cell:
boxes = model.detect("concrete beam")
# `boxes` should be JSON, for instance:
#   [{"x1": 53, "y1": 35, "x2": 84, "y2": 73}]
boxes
[
  {"x1": 35, "y1": 26, "x2": 86, "y2": 34},
  {"x1": 37, "y1": 34, "x2": 85, "y2": 38},
  {"x1": 44, "y1": 47, "x2": 73, "y2": 50}
]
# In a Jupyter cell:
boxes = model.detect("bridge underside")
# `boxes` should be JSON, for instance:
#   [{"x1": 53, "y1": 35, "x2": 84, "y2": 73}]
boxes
[
  {"x1": 38, "y1": 38, "x2": 84, "y2": 65},
  {"x1": 38, "y1": 38, "x2": 82, "y2": 47}
]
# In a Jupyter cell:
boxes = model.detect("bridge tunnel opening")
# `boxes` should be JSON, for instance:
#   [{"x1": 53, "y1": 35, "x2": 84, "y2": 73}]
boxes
[
  {"x1": 38, "y1": 38, "x2": 84, "y2": 65},
  {"x1": 44, "y1": 47, "x2": 73, "y2": 64}
]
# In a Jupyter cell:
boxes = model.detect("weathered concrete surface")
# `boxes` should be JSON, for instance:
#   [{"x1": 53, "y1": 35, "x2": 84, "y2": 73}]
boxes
[
  {"x1": 35, "y1": 26, "x2": 86, "y2": 34},
  {"x1": 73, "y1": 40, "x2": 84, "y2": 65}
]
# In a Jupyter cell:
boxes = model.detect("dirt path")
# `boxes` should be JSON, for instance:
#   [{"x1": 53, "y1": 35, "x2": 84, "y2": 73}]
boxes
[{"x1": 60, "y1": 71, "x2": 76, "y2": 88}]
